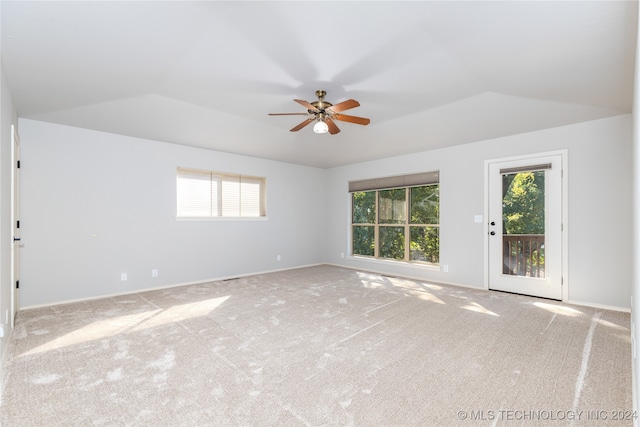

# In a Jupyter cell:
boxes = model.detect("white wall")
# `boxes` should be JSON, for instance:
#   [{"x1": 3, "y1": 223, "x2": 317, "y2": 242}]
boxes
[
  {"x1": 326, "y1": 114, "x2": 633, "y2": 310},
  {"x1": 0, "y1": 63, "x2": 17, "y2": 371},
  {"x1": 19, "y1": 119, "x2": 326, "y2": 307},
  {"x1": 17, "y1": 112, "x2": 634, "y2": 311},
  {"x1": 631, "y1": 0, "x2": 640, "y2": 418}
]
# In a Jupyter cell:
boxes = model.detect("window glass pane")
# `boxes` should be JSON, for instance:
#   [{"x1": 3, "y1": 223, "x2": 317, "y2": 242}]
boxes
[
  {"x1": 379, "y1": 189, "x2": 406, "y2": 224},
  {"x1": 352, "y1": 226, "x2": 375, "y2": 256},
  {"x1": 352, "y1": 191, "x2": 375, "y2": 223},
  {"x1": 410, "y1": 226, "x2": 439, "y2": 263},
  {"x1": 177, "y1": 170, "x2": 212, "y2": 216},
  {"x1": 380, "y1": 226, "x2": 404, "y2": 260},
  {"x1": 410, "y1": 185, "x2": 439, "y2": 224},
  {"x1": 240, "y1": 178, "x2": 261, "y2": 217},
  {"x1": 210, "y1": 175, "x2": 220, "y2": 216},
  {"x1": 222, "y1": 175, "x2": 240, "y2": 216}
]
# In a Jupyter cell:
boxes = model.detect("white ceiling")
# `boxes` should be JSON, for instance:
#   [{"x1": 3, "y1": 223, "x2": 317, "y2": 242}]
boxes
[{"x1": 1, "y1": 1, "x2": 637, "y2": 168}]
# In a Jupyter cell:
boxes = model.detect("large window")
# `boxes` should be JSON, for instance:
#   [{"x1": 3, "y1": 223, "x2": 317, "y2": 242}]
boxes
[
  {"x1": 177, "y1": 167, "x2": 266, "y2": 218},
  {"x1": 350, "y1": 172, "x2": 439, "y2": 264}
]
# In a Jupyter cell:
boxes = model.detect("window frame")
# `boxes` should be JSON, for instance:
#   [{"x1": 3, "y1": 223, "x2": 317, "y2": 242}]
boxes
[
  {"x1": 176, "y1": 167, "x2": 267, "y2": 220},
  {"x1": 350, "y1": 172, "x2": 440, "y2": 265}
]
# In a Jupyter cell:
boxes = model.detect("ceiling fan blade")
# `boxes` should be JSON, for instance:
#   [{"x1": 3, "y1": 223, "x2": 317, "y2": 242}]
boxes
[
  {"x1": 290, "y1": 118, "x2": 315, "y2": 132},
  {"x1": 325, "y1": 118, "x2": 341, "y2": 135},
  {"x1": 294, "y1": 99, "x2": 319, "y2": 112},
  {"x1": 333, "y1": 113, "x2": 371, "y2": 126},
  {"x1": 327, "y1": 99, "x2": 360, "y2": 113},
  {"x1": 268, "y1": 113, "x2": 309, "y2": 116}
]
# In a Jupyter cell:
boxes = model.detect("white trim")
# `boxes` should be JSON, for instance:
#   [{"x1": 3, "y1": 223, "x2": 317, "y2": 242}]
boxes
[
  {"x1": 561, "y1": 151, "x2": 569, "y2": 303},
  {"x1": 18, "y1": 262, "x2": 629, "y2": 315},
  {"x1": 19, "y1": 264, "x2": 323, "y2": 311},
  {"x1": 345, "y1": 255, "x2": 440, "y2": 272},
  {"x1": 176, "y1": 216, "x2": 268, "y2": 222},
  {"x1": 565, "y1": 299, "x2": 630, "y2": 314},
  {"x1": 483, "y1": 149, "x2": 569, "y2": 301},
  {"x1": 483, "y1": 161, "x2": 490, "y2": 290},
  {"x1": 10, "y1": 124, "x2": 19, "y2": 327},
  {"x1": 331, "y1": 263, "x2": 630, "y2": 313},
  {"x1": 326, "y1": 263, "x2": 482, "y2": 290}
]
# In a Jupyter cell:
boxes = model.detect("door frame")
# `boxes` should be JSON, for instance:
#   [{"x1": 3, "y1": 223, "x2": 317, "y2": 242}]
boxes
[
  {"x1": 10, "y1": 124, "x2": 20, "y2": 326},
  {"x1": 483, "y1": 150, "x2": 568, "y2": 302}
]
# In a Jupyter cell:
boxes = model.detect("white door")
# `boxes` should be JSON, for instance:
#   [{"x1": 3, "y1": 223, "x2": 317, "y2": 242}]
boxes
[
  {"x1": 488, "y1": 154, "x2": 563, "y2": 300},
  {"x1": 11, "y1": 125, "x2": 20, "y2": 325}
]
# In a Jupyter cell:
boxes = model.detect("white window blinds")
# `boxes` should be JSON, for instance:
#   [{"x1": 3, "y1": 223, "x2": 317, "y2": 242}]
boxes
[
  {"x1": 177, "y1": 168, "x2": 266, "y2": 218},
  {"x1": 176, "y1": 168, "x2": 216, "y2": 217}
]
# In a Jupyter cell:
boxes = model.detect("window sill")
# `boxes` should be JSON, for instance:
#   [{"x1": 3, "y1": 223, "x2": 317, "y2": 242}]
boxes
[
  {"x1": 347, "y1": 255, "x2": 440, "y2": 271},
  {"x1": 176, "y1": 216, "x2": 268, "y2": 222}
]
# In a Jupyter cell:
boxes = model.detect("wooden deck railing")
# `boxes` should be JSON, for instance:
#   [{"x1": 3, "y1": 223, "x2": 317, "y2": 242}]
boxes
[{"x1": 503, "y1": 234, "x2": 545, "y2": 277}]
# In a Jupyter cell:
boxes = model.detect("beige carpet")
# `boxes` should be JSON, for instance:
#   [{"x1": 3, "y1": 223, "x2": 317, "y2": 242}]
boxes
[{"x1": 0, "y1": 265, "x2": 632, "y2": 426}]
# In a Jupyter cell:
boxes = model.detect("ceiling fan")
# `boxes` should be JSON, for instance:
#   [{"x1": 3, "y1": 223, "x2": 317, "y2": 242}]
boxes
[{"x1": 269, "y1": 90, "x2": 370, "y2": 135}]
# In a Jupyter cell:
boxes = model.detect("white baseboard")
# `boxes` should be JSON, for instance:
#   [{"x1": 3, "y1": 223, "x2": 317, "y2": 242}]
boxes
[
  {"x1": 328, "y1": 262, "x2": 632, "y2": 313},
  {"x1": 19, "y1": 263, "x2": 632, "y2": 314},
  {"x1": 19, "y1": 263, "x2": 323, "y2": 311},
  {"x1": 326, "y1": 262, "x2": 486, "y2": 291},
  {"x1": 566, "y1": 299, "x2": 631, "y2": 313}
]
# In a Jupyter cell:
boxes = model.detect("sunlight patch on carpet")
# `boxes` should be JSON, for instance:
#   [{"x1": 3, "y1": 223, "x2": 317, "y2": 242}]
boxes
[
  {"x1": 461, "y1": 301, "x2": 499, "y2": 316},
  {"x1": 20, "y1": 295, "x2": 230, "y2": 356},
  {"x1": 533, "y1": 301, "x2": 583, "y2": 317}
]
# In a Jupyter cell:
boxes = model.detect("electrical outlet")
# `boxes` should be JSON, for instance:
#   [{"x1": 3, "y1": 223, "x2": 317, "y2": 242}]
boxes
[
  {"x1": 121, "y1": 272, "x2": 127, "y2": 281},
  {"x1": 340, "y1": 252, "x2": 345, "y2": 258},
  {"x1": 443, "y1": 265, "x2": 449, "y2": 273},
  {"x1": 276, "y1": 255, "x2": 281, "y2": 261},
  {"x1": 152, "y1": 269, "x2": 158, "y2": 277}
]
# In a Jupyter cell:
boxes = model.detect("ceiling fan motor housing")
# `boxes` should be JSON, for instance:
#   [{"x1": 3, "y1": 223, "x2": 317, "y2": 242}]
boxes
[{"x1": 311, "y1": 90, "x2": 332, "y2": 112}]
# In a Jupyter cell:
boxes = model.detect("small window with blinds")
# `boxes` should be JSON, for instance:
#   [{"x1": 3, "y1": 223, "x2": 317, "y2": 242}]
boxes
[{"x1": 177, "y1": 167, "x2": 266, "y2": 218}]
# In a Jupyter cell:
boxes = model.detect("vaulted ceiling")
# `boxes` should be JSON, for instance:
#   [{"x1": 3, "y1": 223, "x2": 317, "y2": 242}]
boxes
[{"x1": 1, "y1": 1, "x2": 637, "y2": 168}]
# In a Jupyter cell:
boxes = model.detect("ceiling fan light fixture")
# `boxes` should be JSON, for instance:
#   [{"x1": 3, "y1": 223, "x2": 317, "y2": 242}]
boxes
[{"x1": 313, "y1": 120, "x2": 329, "y2": 134}]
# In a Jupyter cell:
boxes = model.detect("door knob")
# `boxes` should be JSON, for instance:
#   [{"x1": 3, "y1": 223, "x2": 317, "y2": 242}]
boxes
[
  {"x1": 490, "y1": 231, "x2": 496, "y2": 236},
  {"x1": 490, "y1": 221, "x2": 496, "y2": 226}
]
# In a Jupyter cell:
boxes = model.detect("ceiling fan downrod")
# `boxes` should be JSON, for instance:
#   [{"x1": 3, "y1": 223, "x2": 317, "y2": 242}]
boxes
[{"x1": 311, "y1": 89, "x2": 332, "y2": 111}]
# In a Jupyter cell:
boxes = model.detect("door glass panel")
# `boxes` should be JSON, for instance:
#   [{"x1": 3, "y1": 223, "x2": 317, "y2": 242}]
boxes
[{"x1": 502, "y1": 171, "x2": 545, "y2": 277}]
